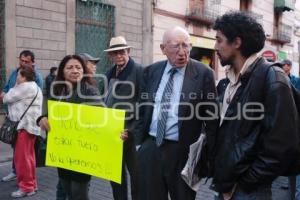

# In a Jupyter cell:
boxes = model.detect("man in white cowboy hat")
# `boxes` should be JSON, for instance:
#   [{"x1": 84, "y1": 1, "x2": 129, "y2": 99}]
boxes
[{"x1": 104, "y1": 36, "x2": 143, "y2": 200}]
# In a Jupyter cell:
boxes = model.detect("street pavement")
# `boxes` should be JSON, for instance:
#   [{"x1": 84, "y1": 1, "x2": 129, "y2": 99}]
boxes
[{"x1": 0, "y1": 142, "x2": 290, "y2": 200}]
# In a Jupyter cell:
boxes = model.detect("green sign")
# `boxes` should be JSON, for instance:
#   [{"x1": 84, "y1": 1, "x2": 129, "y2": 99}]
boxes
[{"x1": 277, "y1": 51, "x2": 287, "y2": 60}]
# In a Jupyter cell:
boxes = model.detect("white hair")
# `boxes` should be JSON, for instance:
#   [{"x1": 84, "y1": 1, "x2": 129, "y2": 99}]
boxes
[{"x1": 162, "y1": 26, "x2": 190, "y2": 44}]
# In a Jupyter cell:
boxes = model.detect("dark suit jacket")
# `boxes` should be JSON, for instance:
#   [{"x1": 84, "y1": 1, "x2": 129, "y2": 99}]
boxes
[
  {"x1": 137, "y1": 58, "x2": 218, "y2": 165},
  {"x1": 105, "y1": 57, "x2": 144, "y2": 142}
]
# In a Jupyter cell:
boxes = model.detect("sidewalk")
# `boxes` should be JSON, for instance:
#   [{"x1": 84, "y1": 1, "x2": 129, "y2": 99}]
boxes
[
  {"x1": 0, "y1": 142, "x2": 289, "y2": 200},
  {"x1": 0, "y1": 142, "x2": 13, "y2": 163}
]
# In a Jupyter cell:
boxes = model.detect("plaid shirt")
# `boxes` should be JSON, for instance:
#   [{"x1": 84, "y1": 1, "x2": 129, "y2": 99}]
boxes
[{"x1": 3, "y1": 81, "x2": 43, "y2": 135}]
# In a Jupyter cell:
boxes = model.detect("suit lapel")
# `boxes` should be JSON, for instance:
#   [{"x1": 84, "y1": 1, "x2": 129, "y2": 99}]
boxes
[
  {"x1": 148, "y1": 61, "x2": 167, "y2": 102},
  {"x1": 178, "y1": 60, "x2": 199, "y2": 130}
]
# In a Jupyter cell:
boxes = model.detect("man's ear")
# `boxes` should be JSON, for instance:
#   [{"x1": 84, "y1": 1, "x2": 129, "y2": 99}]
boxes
[
  {"x1": 127, "y1": 48, "x2": 131, "y2": 54},
  {"x1": 233, "y1": 37, "x2": 242, "y2": 49},
  {"x1": 160, "y1": 44, "x2": 166, "y2": 55}
]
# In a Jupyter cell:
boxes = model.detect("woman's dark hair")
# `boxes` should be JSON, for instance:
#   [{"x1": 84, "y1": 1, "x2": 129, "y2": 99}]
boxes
[
  {"x1": 213, "y1": 11, "x2": 266, "y2": 57},
  {"x1": 19, "y1": 67, "x2": 35, "y2": 82},
  {"x1": 53, "y1": 55, "x2": 92, "y2": 95}
]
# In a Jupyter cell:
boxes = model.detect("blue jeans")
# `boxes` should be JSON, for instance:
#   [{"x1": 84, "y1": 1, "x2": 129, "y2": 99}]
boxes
[
  {"x1": 215, "y1": 185, "x2": 272, "y2": 200},
  {"x1": 295, "y1": 175, "x2": 300, "y2": 200},
  {"x1": 289, "y1": 176, "x2": 296, "y2": 200}
]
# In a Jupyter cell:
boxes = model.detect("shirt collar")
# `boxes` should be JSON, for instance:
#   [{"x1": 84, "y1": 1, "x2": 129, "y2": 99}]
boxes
[
  {"x1": 226, "y1": 53, "x2": 259, "y2": 85},
  {"x1": 165, "y1": 61, "x2": 186, "y2": 76},
  {"x1": 116, "y1": 63, "x2": 126, "y2": 73}
]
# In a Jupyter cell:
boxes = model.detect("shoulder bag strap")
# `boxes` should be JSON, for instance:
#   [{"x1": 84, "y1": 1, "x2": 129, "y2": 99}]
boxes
[{"x1": 19, "y1": 86, "x2": 39, "y2": 121}]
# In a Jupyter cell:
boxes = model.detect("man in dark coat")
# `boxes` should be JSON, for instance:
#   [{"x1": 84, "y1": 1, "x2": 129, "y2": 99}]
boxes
[
  {"x1": 103, "y1": 36, "x2": 143, "y2": 200},
  {"x1": 45, "y1": 67, "x2": 57, "y2": 98},
  {"x1": 136, "y1": 26, "x2": 218, "y2": 200}
]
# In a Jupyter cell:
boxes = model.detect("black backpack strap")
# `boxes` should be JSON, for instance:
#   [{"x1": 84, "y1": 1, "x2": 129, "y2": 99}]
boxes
[{"x1": 249, "y1": 59, "x2": 282, "y2": 96}]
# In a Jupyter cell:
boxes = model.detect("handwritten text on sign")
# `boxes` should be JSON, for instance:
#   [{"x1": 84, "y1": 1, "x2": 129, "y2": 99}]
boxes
[{"x1": 46, "y1": 100, "x2": 125, "y2": 183}]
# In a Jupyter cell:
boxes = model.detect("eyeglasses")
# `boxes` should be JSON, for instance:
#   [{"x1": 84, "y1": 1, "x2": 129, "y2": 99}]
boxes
[
  {"x1": 109, "y1": 49, "x2": 127, "y2": 56},
  {"x1": 166, "y1": 43, "x2": 192, "y2": 52}
]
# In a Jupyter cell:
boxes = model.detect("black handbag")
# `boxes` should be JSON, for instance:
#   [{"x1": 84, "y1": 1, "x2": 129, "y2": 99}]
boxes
[
  {"x1": 0, "y1": 89, "x2": 39, "y2": 145},
  {"x1": 0, "y1": 117, "x2": 20, "y2": 144}
]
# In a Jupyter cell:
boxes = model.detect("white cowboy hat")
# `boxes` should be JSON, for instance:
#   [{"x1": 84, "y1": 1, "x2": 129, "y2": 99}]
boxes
[{"x1": 104, "y1": 36, "x2": 132, "y2": 52}]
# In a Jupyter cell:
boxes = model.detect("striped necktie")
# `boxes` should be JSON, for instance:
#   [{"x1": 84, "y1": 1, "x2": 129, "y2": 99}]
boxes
[{"x1": 156, "y1": 68, "x2": 177, "y2": 146}]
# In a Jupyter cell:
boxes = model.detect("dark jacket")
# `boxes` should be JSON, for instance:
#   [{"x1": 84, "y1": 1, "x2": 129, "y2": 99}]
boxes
[
  {"x1": 45, "y1": 74, "x2": 56, "y2": 98},
  {"x1": 105, "y1": 57, "x2": 144, "y2": 144},
  {"x1": 137, "y1": 59, "x2": 219, "y2": 167},
  {"x1": 212, "y1": 57, "x2": 299, "y2": 193},
  {"x1": 39, "y1": 82, "x2": 101, "y2": 182}
]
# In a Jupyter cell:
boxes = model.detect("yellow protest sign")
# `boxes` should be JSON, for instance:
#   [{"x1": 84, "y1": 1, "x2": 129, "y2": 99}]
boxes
[{"x1": 46, "y1": 100, "x2": 125, "y2": 184}]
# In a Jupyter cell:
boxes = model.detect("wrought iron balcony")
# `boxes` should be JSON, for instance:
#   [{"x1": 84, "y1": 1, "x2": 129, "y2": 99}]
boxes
[
  {"x1": 271, "y1": 23, "x2": 292, "y2": 44},
  {"x1": 186, "y1": 0, "x2": 221, "y2": 26},
  {"x1": 245, "y1": 11, "x2": 263, "y2": 25}
]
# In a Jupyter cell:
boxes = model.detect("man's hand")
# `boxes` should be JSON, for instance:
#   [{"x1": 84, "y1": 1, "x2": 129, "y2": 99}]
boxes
[
  {"x1": 38, "y1": 117, "x2": 50, "y2": 131},
  {"x1": 222, "y1": 184, "x2": 237, "y2": 200},
  {"x1": 120, "y1": 129, "x2": 129, "y2": 141}
]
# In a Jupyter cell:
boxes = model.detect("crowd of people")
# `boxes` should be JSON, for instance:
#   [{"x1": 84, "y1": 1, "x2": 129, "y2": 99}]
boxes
[{"x1": 1, "y1": 10, "x2": 300, "y2": 200}]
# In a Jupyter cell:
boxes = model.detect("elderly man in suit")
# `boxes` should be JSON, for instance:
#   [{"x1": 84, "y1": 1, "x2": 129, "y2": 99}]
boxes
[
  {"x1": 104, "y1": 36, "x2": 143, "y2": 200},
  {"x1": 136, "y1": 27, "x2": 218, "y2": 200}
]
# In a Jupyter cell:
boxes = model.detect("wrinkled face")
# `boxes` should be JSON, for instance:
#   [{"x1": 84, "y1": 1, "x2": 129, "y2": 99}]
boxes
[
  {"x1": 215, "y1": 30, "x2": 236, "y2": 67},
  {"x1": 16, "y1": 71, "x2": 26, "y2": 85},
  {"x1": 19, "y1": 55, "x2": 33, "y2": 69},
  {"x1": 86, "y1": 61, "x2": 97, "y2": 75},
  {"x1": 63, "y1": 59, "x2": 84, "y2": 84},
  {"x1": 282, "y1": 64, "x2": 291, "y2": 75},
  {"x1": 109, "y1": 49, "x2": 130, "y2": 67},
  {"x1": 160, "y1": 32, "x2": 191, "y2": 68}
]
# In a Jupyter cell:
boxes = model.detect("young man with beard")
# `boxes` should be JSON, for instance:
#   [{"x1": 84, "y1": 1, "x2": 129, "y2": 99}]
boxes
[{"x1": 211, "y1": 11, "x2": 299, "y2": 200}]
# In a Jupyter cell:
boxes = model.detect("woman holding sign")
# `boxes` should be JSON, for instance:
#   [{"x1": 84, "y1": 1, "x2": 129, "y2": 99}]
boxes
[
  {"x1": 37, "y1": 55, "x2": 128, "y2": 200},
  {"x1": 37, "y1": 55, "x2": 100, "y2": 200}
]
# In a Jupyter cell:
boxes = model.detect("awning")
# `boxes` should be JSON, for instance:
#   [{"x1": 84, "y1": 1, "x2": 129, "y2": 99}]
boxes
[{"x1": 190, "y1": 36, "x2": 215, "y2": 50}]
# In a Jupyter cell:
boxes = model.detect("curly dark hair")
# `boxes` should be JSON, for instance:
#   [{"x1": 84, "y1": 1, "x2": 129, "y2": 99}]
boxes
[{"x1": 213, "y1": 11, "x2": 266, "y2": 57}]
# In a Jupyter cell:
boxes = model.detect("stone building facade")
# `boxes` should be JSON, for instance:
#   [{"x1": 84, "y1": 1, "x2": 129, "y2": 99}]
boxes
[
  {"x1": 149, "y1": 0, "x2": 296, "y2": 79},
  {"x1": 3, "y1": 0, "x2": 147, "y2": 82},
  {"x1": 1, "y1": 0, "x2": 298, "y2": 84}
]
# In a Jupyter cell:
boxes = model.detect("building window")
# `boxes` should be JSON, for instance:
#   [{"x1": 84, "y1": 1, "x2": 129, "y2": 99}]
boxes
[
  {"x1": 187, "y1": 0, "x2": 220, "y2": 26},
  {"x1": 272, "y1": 12, "x2": 292, "y2": 44},
  {"x1": 240, "y1": 0, "x2": 252, "y2": 11},
  {"x1": 75, "y1": 0, "x2": 115, "y2": 74}
]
